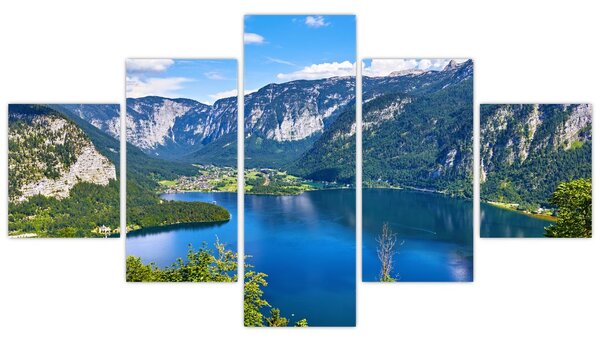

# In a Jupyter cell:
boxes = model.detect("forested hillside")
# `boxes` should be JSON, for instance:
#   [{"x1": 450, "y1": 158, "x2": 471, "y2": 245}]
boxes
[
  {"x1": 363, "y1": 78, "x2": 473, "y2": 196},
  {"x1": 480, "y1": 104, "x2": 592, "y2": 209},
  {"x1": 291, "y1": 104, "x2": 356, "y2": 184}
]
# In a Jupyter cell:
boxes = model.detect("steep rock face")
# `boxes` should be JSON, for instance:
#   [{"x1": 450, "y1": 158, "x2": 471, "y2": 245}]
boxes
[
  {"x1": 243, "y1": 77, "x2": 356, "y2": 168},
  {"x1": 9, "y1": 113, "x2": 116, "y2": 202},
  {"x1": 480, "y1": 104, "x2": 592, "y2": 206},
  {"x1": 125, "y1": 96, "x2": 237, "y2": 158},
  {"x1": 244, "y1": 77, "x2": 355, "y2": 142},
  {"x1": 481, "y1": 104, "x2": 592, "y2": 179},
  {"x1": 362, "y1": 96, "x2": 411, "y2": 130}
]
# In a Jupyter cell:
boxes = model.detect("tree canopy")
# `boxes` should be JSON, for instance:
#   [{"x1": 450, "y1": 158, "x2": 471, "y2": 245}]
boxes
[{"x1": 545, "y1": 178, "x2": 592, "y2": 238}]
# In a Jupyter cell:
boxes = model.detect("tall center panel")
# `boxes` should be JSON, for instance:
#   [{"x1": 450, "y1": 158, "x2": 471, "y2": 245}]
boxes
[{"x1": 243, "y1": 15, "x2": 357, "y2": 327}]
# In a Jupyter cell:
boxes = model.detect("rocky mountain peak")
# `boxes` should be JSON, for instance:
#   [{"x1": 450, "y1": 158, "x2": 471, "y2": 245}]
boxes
[
  {"x1": 443, "y1": 59, "x2": 459, "y2": 71},
  {"x1": 388, "y1": 69, "x2": 425, "y2": 77}
]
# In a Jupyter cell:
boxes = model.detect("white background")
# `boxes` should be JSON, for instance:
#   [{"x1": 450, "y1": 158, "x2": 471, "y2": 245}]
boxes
[{"x1": 1, "y1": 0, "x2": 599, "y2": 344}]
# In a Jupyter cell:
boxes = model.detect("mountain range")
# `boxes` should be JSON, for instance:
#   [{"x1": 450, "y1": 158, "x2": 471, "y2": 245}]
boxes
[{"x1": 74, "y1": 60, "x2": 472, "y2": 187}]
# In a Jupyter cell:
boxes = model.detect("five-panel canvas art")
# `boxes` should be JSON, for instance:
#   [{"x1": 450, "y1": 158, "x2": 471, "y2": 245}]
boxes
[{"x1": 7, "y1": 15, "x2": 593, "y2": 327}]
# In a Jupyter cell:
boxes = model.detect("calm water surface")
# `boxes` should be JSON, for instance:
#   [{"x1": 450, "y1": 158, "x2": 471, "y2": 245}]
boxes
[
  {"x1": 480, "y1": 202, "x2": 554, "y2": 238},
  {"x1": 127, "y1": 189, "x2": 356, "y2": 327},
  {"x1": 363, "y1": 189, "x2": 473, "y2": 282},
  {"x1": 126, "y1": 192, "x2": 238, "y2": 267},
  {"x1": 245, "y1": 189, "x2": 356, "y2": 327}
]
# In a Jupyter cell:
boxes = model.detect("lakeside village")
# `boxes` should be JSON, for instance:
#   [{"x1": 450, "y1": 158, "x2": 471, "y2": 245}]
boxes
[{"x1": 158, "y1": 165, "x2": 348, "y2": 195}]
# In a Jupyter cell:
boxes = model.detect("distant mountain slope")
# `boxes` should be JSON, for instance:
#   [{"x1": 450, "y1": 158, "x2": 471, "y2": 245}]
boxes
[
  {"x1": 8, "y1": 104, "x2": 116, "y2": 203},
  {"x1": 58, "y1": 104, "x2": 121, "y2": 139},
  {"x1": 480, "y1": 104, "x2": 592, "y2": 207},
  {"x1": 125, "y1": 96, "x2": 237, "y2": 160}
]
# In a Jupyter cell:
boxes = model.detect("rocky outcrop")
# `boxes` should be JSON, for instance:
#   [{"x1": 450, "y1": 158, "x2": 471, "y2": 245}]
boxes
[
  {"x1": 480, "y1": 103, "x2": 592, "y2": 205},
  {"x1": 244, "y1": 77, "x2": 355, "y2": 142},
  {"x1": 363, "y1": 96, "x2": 411, "y2": 130},
  {"x1": 481, "y1": 104, "x2": 592, "y2": 177},
  {"x1": 126, "y1": 96, "x2": 237, "y2": 158},
  {"x1": 17, "y1": 145, "x2": 116, "y2": 202},
  {"x1": 9, "y1": 114, "x2": 116, "y2": 203}
]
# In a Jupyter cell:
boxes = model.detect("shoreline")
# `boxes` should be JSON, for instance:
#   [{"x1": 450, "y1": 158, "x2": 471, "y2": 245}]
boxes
[
  {"x1": 126, "y1": 217, "x2": 231, "y2": 234},
  {"x1": 485, "y1": 201, "x2": 557, "y2": 222},
  {"x1": 363, "y1": 184, "x2": 471, "y2": 199}
]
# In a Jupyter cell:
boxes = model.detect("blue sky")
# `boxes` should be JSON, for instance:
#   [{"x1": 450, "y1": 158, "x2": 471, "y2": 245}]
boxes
[
  {"x1": 244, "y1": 15, "x2": 357, "y2": 91},
  {"x1": 126, "y1": 59, "x2": 237, "y2": 104},
  {"x1": 362, "y1": 58, "x2": 469, "y2": 77}
]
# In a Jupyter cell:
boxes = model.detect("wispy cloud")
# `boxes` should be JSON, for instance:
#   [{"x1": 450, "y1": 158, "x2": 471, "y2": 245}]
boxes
[
  {"x1": 305, "y1": 16, "x2": 329, "y2": 28},
  {"x1": 277, "y1": 61, "x2": 355, "y2": 81},
  {"x1": 207, "y1": 88, "x2": 258, "y2": 104},
  {"x1": 204, "y1": 71, "x2": 226, "y2": 80},
  {"x1": 266, "y1": 57, "x2": 296, "y2": 66},
  {"x1": 208, "y1": 88, "x2": 237, "y2": 103},
  {"x1": 126, "y1": 59, "x2": 174, "y2": 73},
  {"x1": 244, "y1": 32, "x2": 266, "y2": 45},
  {"x1": 126, "y1": 76, "x2": 192, "y2": 98}
]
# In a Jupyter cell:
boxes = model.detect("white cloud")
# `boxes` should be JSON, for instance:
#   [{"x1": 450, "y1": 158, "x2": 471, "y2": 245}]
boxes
[
  {"x1": 305, "y1": 16, "x2": 329, "y2": 28},
  {"x1": 363, "y1": 59, "x2": 419, "y2": 77},
  {"x1": 126, "y1": 76, "x2": 192, "y2": 98},
  {"x1": 126, "y1": 59, "x2": 174, "y2": 73},
  {"x1": 277, "y1": 61, "x2": 355, "y2": 81},
  {"x1": 207, "y1": 88, "x2": 258, "y2": 104},
  {"x1": 266, "y1": 57, "x2": 296, "y2": 66},
  {"x1": 208, "y1": 88, "x2": 237, "y2": 102},
  {"x1": 363, "y1": 58, "x2": 468, "y2": 77},
  {"x1": 244, "y1": 32, "x2": 265, "y2": 44},
  {"x1": 204, "y1": 71, "x2": 226, "y2": 80}
]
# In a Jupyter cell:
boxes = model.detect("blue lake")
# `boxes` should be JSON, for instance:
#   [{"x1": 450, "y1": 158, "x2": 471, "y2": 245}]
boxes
[
  {"x1": 126, "y1": 189, "x2": 356, "y2": 327},
  {"x1": 126, "y1": 192, "x2": 238, "y2": 268},
  {"x1": 245, "y1": 189, "x2": 356, "y2": 327},
  {"x1": 362, "y1": 188, "x2": 474, "y2": 282},
  {"x1": 480, "y1": 202, "x2": 554, "y2": 238}
]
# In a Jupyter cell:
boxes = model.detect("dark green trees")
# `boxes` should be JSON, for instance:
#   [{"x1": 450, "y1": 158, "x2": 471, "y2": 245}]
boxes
[
  {"x1": 545, "y1": 179, "x2": 592, "y2": 238},
  {"x1": 126, "y1": 240, "x2": 237, "y2": 282}
]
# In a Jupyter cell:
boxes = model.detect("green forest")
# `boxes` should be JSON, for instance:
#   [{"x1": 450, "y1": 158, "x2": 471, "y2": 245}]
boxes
[
  {"x1": 127, "y1": 201, "x2": 229, "y2": 230},
  {"x1": 9, "y1": 181, "x2": 120, "y2": 238}
]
